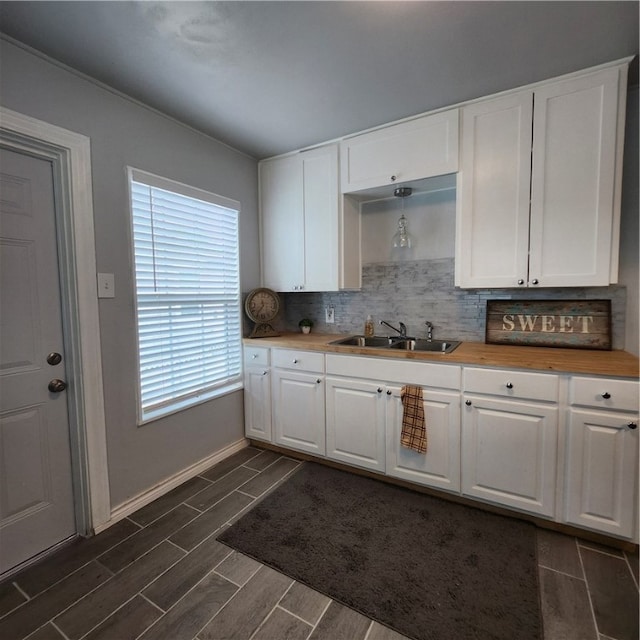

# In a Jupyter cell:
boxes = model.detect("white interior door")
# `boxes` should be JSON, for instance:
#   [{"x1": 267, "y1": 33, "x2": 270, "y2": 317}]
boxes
[{"x1": 0, "y1": 147, "x2": 76, "y2": 575}]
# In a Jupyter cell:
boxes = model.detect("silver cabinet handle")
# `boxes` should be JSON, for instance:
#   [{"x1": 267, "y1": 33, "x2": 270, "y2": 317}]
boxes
[
  {"x1": 602, "y1": 392, "x2": 611, "y2": 399},
  {"x1": 316, "y1": 378, "x2": 322, "y2": 384},
  {"x1": 517, "y1": 279, "x2": 525, "y2": 285},
  {"x1": 377, "y1": 387, "x2": 383, "y2": 393},
  {"x1": 386, "y1": 390, "x2": 392, "y2": 395},
  {"x1": 390, "y1": 175, "x2": 397, "y2": 181},
  {"x1": 262, "y1": 370, "x2": 268, "y2": 376},
  {"x1": 252, "y1": 354, "x2": 258, "y2": 359},
  {"x1": 465, "y1": 400, "x2": 472, "y2": 406},
  {"x1": 293, "y1": 359, "x2": 298, "y2": 364},
  {"x1": 531, "y1": 279, "x2": 539, "y2": 285},
  {"x1": 506, "y1": 382, "x2": 513, "y2": 389},
  {"x1": 628, "y1": 422, "x2": 637, "y2": 430}
]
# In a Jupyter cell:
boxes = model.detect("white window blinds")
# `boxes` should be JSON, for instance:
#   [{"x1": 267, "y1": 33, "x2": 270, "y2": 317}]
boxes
[{"x1": 129, "y1": 168, "x2": 242, "y2": 423}]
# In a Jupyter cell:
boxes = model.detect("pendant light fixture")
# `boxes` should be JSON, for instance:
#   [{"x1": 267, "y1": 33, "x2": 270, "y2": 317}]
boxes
[{"x1": 392, "y1": 187, "x2": 412, "y2": 249}]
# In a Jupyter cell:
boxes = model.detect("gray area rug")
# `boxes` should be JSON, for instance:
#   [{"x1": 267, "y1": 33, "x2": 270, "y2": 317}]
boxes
[{"x1": 218, "y1": 462, "x2": 542, "y2": 640}]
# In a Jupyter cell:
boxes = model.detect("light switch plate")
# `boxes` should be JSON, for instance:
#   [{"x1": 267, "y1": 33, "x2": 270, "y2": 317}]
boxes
[{"x1": 97, "y1": 273, "x2": 115, "y2": 298}]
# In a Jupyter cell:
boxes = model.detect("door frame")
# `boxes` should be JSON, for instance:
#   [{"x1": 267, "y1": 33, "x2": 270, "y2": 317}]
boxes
[{"x1": 0, "y1": 106, "x2": 110, "y2": 535}]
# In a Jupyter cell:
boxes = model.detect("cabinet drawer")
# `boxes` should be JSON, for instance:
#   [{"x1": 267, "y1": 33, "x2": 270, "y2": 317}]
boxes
[
  {"x1": 244, "y1": 347, "x2": 270, "y2": 367},
  {"x1": 570, "y1": 376, "x2": 639, "y2": 412},
  {"x1": 464, "y1": 367, "x2": 558, "y2": 402},
  {"x1": 272, "y1": 349, "x2": 325, "y2": 373},
  {"x1": 326, "y1": 354, "x2": 460, "y2": 389}
]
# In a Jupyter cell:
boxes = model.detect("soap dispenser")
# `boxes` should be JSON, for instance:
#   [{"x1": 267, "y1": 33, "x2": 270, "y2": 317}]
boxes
[{"x1": 364, "y1": 315, "x2": 374, "y2": 337}]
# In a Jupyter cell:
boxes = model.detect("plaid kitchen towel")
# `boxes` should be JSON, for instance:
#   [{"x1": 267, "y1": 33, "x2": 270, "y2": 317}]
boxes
[{"x1": 400, "y1": 385, "x2": 427, "y2": 453}]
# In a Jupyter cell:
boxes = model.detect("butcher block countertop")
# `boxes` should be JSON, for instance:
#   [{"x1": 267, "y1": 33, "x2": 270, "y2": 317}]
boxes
[{"x1": 244, "y1": 333, "x2": 640, "y2": 378}]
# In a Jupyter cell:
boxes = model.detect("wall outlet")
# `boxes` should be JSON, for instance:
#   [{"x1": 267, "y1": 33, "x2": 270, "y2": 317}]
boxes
[
  {"x1": 97, "y1": 272, "x2": 115, "y2": 298},
  {"x1": 325, "y1": 307, "x2": 335, "y2": 324}
]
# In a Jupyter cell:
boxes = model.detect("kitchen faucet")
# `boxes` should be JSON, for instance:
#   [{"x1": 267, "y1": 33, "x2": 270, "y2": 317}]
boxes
[
  {"x1": 380, "y1": 320, "x2": 407, "y2": 338},
  {"x1": 425, "y1": 321, "x2": 433, "y2": 341}
]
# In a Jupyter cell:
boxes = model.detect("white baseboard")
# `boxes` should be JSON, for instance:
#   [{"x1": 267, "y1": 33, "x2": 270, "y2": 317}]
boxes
[{"x1": 94, "y1": 438, "x2": 249, "y2": 534}]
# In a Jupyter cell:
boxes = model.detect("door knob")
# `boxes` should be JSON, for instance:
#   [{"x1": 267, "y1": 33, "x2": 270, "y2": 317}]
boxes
[
  {"x1": 47, "y1": 352, "x2": 62, "y2": 365},
  {"x1": 48, "y1": 379, "x2": 67, "y2": 393}
]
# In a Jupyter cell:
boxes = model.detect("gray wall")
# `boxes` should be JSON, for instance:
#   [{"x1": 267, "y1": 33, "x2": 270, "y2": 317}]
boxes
[
  {"x1": 284, "y1": 88, "x2": 640, "y2": 356},
  {"x1": 0, "y1": 38, "x2": 261, "y2": 508}
]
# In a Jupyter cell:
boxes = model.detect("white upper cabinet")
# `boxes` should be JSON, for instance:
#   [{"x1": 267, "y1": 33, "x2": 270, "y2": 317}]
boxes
[
  {"x1": 529, "y1": 69, "x2": 621, "y2": 287},
  {"x1": 456, "y1": 63, "x2": 628, "y2": 289},
  {"x1": 456, "y1": 92, "x2": 533, "y2": 288},
  {"x1": 260, "y1": 153, "x2": 304, "y2": 292},
  {"x1": 340, "y1": 109, "x2": 459, "y2": 193},
  {"x1": 260, "y1": 143, "x2": 359, "y2": 293}
]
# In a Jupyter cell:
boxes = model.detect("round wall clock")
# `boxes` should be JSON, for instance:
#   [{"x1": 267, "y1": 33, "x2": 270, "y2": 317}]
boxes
[{"x1": 244, "y1": 288, "x2": 281, "y2": 338}]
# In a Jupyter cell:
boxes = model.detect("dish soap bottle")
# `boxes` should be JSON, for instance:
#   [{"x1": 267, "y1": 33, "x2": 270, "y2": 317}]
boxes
[{"x1": 364, "y1": 314, "x2": 374, "y2": 337}]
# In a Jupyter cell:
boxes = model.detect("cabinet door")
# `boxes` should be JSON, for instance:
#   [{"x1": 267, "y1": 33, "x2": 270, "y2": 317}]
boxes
[
  {"x1": 272, "y1": 369, "x2": 325, "y2": 455},
  {"x1": 325, "y1": 377, "x2": 386, "y2": 472},
  {"x1": 461, "y1": 395, "x2": 558, "y2": 517},
  {"x1": 386, "y1": 385, "x2": 460, "y2": 493},
  {"x1": 244, "y1": 366, "x2": 272, "y2": 442},
  {"x1": 302, "y1": 144, "x2": 339, "y2": 291},
  {"x1": 260, "y1": 154, "x2": 304, "y2": 291},
  {"x1": 456, "y1": 92, "x2": 533, "y2": 288},
  {"x1": 565, "y1": 409, "x2": 638, "y2": 539},
  {"x1": 529, "y1": 67, "x2": 620, "y2": 287},
  {"x1": 340, "y1": 110, "x2": 458, "y2": 193}
]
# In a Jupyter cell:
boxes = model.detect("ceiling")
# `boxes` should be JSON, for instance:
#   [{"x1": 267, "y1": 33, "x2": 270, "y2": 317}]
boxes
[{"x1": 0, "y1": 1, "x2": 638, "y2": 159}]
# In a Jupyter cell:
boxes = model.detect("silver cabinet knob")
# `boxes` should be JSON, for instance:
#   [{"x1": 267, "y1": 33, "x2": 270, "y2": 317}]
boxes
[
  {"x1": 262, "y1": 370, "x2": 268, "y2": 376},
  {"x1": 293, "y1": 359, "x2": 298, "y2": 364},
  {"x1": 602, "y1": 392, "x2": 611, "y2": 399},
  {"x1": 517, "y1": 279, "x2": 525, "y2": 285},
  {"x1": 390, "y1": 175, "x2": 397, "y2": 181},
  {"x1": 252, "y1": 354, "x2": 258, "y2": 359},
  {"x1": 531, "y1": 279, "x2": 539, "y2": 285},
  {"x1": 465, "y1": 400, "x2": 472, "y2": 406},
  {"x1": 377, "y1": 387, "x2": 383, "y2": 393},
  {"x1": 316, "y1": 378, "x2": 321, "y2": 384},
  {"x1": 628, "y1": 422, "x2": 637, "y2": 430},
  {"x1": 386, "y1": 390, "x2": 392, "y2": 395},
  {"x1": 506, "y1": 382, "x2": 513, "y2": 389}
]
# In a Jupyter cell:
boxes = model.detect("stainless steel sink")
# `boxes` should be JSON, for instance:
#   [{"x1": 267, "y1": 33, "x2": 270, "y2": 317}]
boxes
[
  {"x1": 388, "y1": 338, "x2": 461, "y2": 353},
  {"x1": 329, "y1": 335, "x2": 393, "y2": 348},
  {"x1": 329, "y1": 335, "x2": 460, "y2": 353}
]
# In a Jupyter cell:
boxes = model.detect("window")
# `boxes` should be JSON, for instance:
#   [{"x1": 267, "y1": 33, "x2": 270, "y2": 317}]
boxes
[{"x1": 128, "y1": 168, "x2": 242, "y2": 424}]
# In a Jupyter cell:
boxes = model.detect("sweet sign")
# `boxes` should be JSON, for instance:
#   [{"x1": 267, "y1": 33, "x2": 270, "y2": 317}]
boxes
[{"x1": 485, "y1": 300, "x2": 612, "y2": 350}]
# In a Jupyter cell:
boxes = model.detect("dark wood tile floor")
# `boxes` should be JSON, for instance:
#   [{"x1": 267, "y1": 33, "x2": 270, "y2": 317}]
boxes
[{"x1": 0, "y1": 446, "x2": 637, "y2": 640}]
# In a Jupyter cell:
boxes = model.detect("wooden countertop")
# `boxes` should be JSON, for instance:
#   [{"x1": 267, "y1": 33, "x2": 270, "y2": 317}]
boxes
[{"x1": 244, "y1": 333, "x2": 640, "y2": 378}]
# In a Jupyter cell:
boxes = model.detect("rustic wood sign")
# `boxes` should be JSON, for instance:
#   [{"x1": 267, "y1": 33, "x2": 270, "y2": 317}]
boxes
[{"x1": 486, "y1": 300, "x2": 611, "y2": 350}]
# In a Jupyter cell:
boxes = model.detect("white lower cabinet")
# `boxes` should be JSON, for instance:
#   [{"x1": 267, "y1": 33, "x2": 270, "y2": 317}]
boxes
[
  {"x1": 325, "y1": 355, "x2": 462, "y2": 487},
  {"x1": 386, "y1": 385, "x2": 461, "y2": 493},
  {"x1": 271, "y1": 349, "x2": 326, "y2": 456},
  {"x1": 461, "y1": 368, "x2": 559, "y2": 518},
  {"x1": 325, "y1": 377, "x2": 386, "y2": 472},
  {"x1": 246, "y1": 347, "x2": 639, "y2": 541},
  {"x1": 564, "y1": 376, "x2": 639, "y2": 539},
  {"x1": 243, "y1": 347, "x2": 272, "y2": 442}
]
